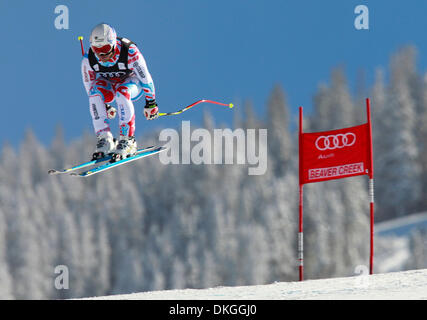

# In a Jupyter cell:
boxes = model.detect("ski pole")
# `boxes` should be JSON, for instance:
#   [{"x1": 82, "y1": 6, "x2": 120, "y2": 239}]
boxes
[
  {"x1": 78, "y1": 36, "x2": 85, "y2": 56},
  {"x1": 158, "y1": 99, "x2": 234, "y2": 117}
]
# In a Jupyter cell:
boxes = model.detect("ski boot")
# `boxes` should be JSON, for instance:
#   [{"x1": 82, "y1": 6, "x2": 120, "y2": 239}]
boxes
[
  {"x1": 92, "y1": 131, "x2": 117, "y2": 160},
  {"x1": 111, "y1": 135, "x2": 137, "y2": 162}
]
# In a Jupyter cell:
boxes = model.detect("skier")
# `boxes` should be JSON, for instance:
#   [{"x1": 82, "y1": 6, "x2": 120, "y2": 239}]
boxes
[{"x1": 81, "y1": 23, "x2": 159, "y2": 162}]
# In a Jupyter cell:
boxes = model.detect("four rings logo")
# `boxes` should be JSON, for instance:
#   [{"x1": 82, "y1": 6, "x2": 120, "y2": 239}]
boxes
[
  {"x1": 98, "y1": 71, "x2": 127, "y2": 78},
  {"x1": 315, "y1": 133, "x2": 356, "y2": 151}
]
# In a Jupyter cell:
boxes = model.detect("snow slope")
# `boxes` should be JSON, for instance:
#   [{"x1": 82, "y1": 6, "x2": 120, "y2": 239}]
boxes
[
  {"x1": 376, "y1": 211, "x2": 427, "y2": 237},
  {"x1": 83, "y1": 268, "x2": 427, "y2": 300},
  {"x1": 80, "y1": 213, "x2": 427, "y2": 300},
  {"x1": 375, "y1": 211, "x2": 427, "y2": 273}
]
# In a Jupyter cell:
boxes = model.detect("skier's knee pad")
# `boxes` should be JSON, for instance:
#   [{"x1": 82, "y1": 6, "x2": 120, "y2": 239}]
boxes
[
  {"x1": 89, "y1": 79, "x2": 115, "y2": 104},
  {"x1": 115, "y1": 89, "x2": 136, "y2": 137},
  {"x1": 116, "y1": 84, "x2": 138, "y2": 101}
]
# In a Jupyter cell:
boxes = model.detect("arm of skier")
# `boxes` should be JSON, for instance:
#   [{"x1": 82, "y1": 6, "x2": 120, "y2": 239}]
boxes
[
  {"x1": 128, "y1": 44, "x2": 159, "y2": 120},
  {"x1": 128, "y1": 44, "x2": 156, "y2": 101},
  {"x1": 81, "y1": 56, "x2": 96, "y2": 96}
]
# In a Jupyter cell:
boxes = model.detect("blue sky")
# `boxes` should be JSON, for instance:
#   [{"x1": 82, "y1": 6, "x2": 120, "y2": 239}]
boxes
[{"x1": 1, "y1": 0, "x2": 427, "y2": 148}]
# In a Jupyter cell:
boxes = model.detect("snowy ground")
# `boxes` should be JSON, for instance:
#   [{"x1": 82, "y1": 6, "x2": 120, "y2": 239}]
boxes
[
  {"x1": 375, "y1": 211, "x2": 427, "y2": 273},
  {"x1": 83, "y1": 268, "x2": 427, "y2": 300},
  {"x1": 375, "y1": 211, "x2": 427, "y2": 237},
  {"x1": 80, "y1": 213, "x2": 427, "y2": 300}
]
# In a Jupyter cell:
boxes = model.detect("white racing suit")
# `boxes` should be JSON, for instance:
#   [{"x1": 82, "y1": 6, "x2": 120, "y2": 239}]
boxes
[{"x1": 81, "y1": 37, "x2": 156, "y2": 138}]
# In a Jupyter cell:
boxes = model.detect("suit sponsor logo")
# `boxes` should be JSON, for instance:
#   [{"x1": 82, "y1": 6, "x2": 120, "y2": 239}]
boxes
[
  {"x1": 98, "y1": 71, "x2": 128, "y2": 79},
  {"x1": 92, "y1": 104, "x2": 100, "y2": 120},
  {"x1": 133, "y1": 62, "x2": 145, "y2": 78}
]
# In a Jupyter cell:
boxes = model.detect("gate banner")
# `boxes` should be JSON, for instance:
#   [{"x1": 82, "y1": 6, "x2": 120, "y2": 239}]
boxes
[
  {"x1": 299, "y1": 123, "x2": 372, "y2": 185},
  {"x1": 297, "y1": 98, "x2": 375, "y2": 281}
]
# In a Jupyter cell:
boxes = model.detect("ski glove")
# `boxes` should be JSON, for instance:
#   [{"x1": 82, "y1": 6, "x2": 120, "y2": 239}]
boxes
[
  {"x1": 106, "y1": 104, "x2": 117, "y2": 119},
  {"x1": 144, "y1": 100, "x2": 159, "y2": 120}
]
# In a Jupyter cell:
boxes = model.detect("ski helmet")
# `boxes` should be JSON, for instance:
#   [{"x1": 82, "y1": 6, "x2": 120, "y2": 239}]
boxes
[{"x1": 89, "y1": 23, "x2": 117, "y2": 55}]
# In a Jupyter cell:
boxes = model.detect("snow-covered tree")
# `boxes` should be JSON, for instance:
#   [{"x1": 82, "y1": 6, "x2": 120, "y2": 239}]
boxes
[
  {"x1": 376, "y1": 47, "x2": 421, "y2": 218},
  {"x1": 267, "y1": 84, "x2": 292, "y2": 177},
  {"x1": 0, "y1": 209, "x2": 13, "y2": 299}
]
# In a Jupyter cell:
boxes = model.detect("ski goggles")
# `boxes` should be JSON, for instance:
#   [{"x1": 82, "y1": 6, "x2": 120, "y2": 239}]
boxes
[{"x1": 91, "y1": 44, "x2": 114, "y2": 56}]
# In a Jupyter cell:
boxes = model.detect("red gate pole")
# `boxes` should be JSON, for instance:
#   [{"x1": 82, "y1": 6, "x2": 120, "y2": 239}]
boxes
[
  {"x1": 366, "y1": 98, "x2": 375, "y2": 275},
  {"x1": 299, "y1": 184, "x2": 304, "y2": 281},
  {"x1": 78, "y1": 36, "x2": 85, "y2": 56},
  {"x1": 298, "y1": 107, "x2": 304, "y2": 281}
]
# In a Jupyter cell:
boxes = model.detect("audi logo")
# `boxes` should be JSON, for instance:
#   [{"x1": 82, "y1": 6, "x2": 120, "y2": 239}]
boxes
[{"x1": 315, "y1": 133, "x2": 356, "y2": 151}]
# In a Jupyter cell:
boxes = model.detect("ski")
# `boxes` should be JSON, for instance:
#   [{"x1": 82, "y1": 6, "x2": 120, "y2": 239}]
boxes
[
  {"x1": 48, "y1": 145, "x2": 158, "y2": 175},
  {"x1": 70, "y1": 146, "x2": 167, "y2": 177}
]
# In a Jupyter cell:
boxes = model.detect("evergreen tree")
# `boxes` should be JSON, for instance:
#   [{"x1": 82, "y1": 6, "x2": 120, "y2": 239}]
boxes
[
  {"x1": 415, "y1": 73, "x2": 427, "y2": 210},
  {"x1": 406, "y1": 228, "x2": 427, "y2": 270},
  {"x1": 0, "y1": 208, "x2": 13, "y2": 299},
  {"x1": 378, "y1": 47, "x2": 421, "y2": 218},
  {"x1": 267, "y1": 84, "x2": 292, "y2": 176},
  {"x1": 310, "y1": 67, "x2": 355, "y2": 131},
  {"x1": 370, "y1": 68, "x2": 389, "y2": 221}
]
